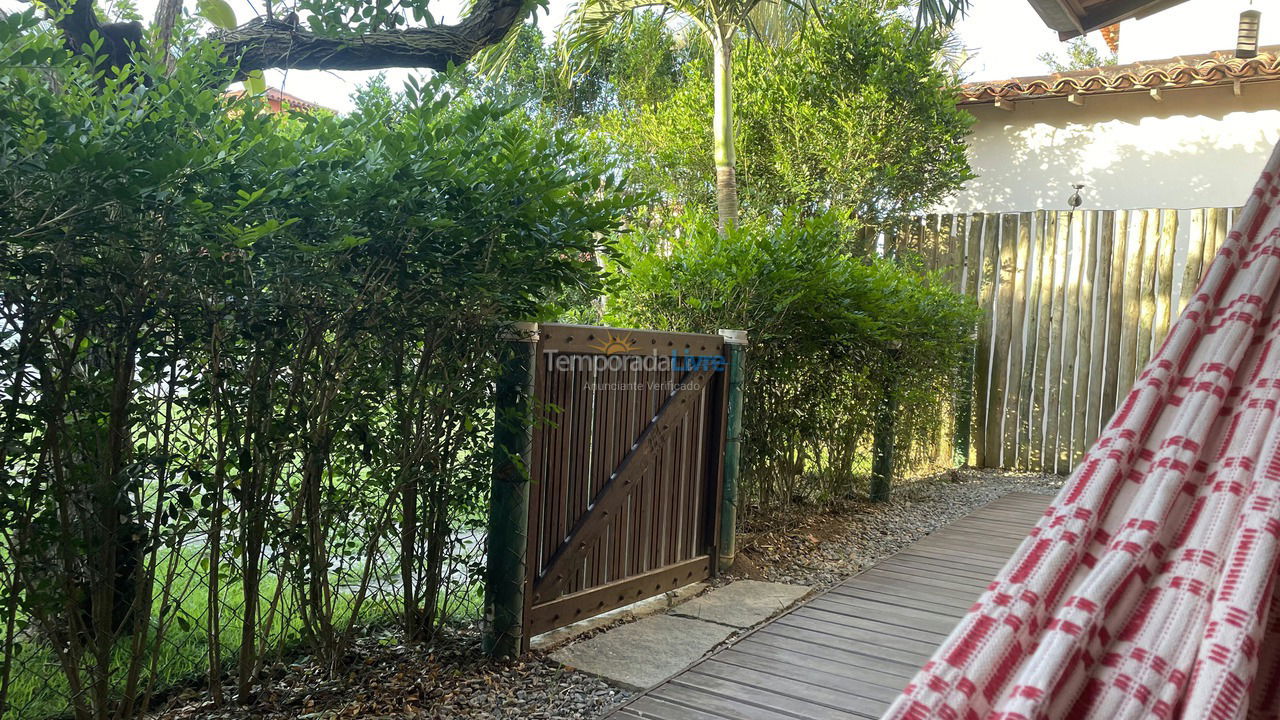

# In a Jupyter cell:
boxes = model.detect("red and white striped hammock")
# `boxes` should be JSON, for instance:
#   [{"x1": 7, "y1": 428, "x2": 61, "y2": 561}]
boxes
[{"x1": 885, "y1": 145, "x2": 1280, "y2": 720}]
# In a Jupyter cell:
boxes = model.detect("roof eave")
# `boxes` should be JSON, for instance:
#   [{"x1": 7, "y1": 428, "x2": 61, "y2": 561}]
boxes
[
  {"x1": 1025, "y1": 0, "x2": 1194, "y2": 40},
  {"x1": 959, "y1": 74, "x2": 1280, "y2": 107}
]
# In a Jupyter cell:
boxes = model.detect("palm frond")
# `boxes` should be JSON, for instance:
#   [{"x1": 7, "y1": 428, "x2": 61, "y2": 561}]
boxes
[
  {"x1": 915, "y1": 0, "x2": 970, "y2": 28},
  {"x1": 932, "y1": 25, "x2": 972, "y2": 79},
  {"x1": 465, "y1": 0, "x2": 548, "y2": 78},
  {"x1": 557, "y1": 0, "x2": 711, "y2": 82},
  {"x1": 741, "y1": 0, "x2": 819, "y2": 48}
]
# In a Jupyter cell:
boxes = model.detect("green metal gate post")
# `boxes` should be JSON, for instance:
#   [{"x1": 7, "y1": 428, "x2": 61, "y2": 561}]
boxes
[
  {"x1": 483, "y1": 322, "x2": 538, "y2": 657},
  {"x1": 717, "y1": 329, "x2": 748, "y2": 572},
  {"x1": 870, "y1": 361, "x2": 899, "y2": 503}
]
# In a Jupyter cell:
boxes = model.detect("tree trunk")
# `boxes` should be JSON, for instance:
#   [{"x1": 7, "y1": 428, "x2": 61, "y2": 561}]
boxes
[{"x1": 712, "y1": 31, "x2": 738, "y2": 233}]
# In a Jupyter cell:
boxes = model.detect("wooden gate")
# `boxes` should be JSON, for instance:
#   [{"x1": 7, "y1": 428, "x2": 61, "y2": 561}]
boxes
[{"x1": 522, "y1": 324, "x2": 729, "y2": 642}]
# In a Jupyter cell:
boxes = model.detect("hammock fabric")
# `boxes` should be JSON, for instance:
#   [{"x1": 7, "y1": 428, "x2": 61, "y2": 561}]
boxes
[{"x1": 884, "y1": 145, "x2": 1280, "y2": 720}]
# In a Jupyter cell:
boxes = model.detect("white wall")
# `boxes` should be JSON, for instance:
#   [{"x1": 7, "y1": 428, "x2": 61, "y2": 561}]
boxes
[{"x1": 940, "y1": 81, "x2": 1280, "y2": 214}]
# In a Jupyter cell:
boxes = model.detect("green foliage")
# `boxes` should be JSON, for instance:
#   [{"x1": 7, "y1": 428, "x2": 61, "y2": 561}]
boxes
[
  {"x1": 463, "y1": 18, "x2": 691, "y2": 126},
  {"x1": 0, "y1": 12, "x2": 632, "y2": 718},
  {"x1": 1037, "y1": 36, "x2": 1118, "y2": 73},
  {"x1": 604, "y1": 211, "x2": 979, "y2": 507},
  {"x1": 597, "y1": 0, "x2": 973, "y2": 221}
]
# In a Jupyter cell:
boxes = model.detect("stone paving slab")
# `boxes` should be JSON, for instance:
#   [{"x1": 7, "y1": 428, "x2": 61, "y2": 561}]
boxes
[
  {"x1": 550, "y1": 614, "x2": 735, "y2": 690},
  {"x1": 549, "y1": 581, "x2": 812, "y2": 690},
  {"x1": 668, "y1": 580, "x2": 812, "y2": 628}
]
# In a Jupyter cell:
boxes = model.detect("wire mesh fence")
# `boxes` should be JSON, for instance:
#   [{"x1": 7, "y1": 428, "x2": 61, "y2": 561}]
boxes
[{"x1": 0, "y1": 293, "x2": 499, "y2": 720}]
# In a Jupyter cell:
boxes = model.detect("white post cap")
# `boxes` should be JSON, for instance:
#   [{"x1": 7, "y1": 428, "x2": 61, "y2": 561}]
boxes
[{"x1": 718, "y1": 329, "x2": 749, "y2": 346}]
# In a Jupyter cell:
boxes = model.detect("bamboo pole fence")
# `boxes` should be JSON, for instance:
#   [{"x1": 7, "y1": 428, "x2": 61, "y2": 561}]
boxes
[{"x1": 859, "y1": 206, "x2": 1240, "y2": 474}]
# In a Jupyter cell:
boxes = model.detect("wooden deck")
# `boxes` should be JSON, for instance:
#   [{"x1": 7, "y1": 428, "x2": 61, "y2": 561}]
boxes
[{"x1": 605, "y1": 492, "x2": 1052, "y2": 720}]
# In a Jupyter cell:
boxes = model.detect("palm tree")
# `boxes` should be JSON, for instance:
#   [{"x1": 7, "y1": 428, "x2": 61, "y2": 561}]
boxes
[{"x1": 559, "y1": 0, "x2": 972, "y2": 232}]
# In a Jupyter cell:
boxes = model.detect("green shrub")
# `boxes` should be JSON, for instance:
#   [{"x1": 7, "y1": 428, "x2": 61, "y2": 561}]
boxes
[
  {"x1": 604, "y1": 211, "x2": 978, "y2": 507},
  {"x1": 0, "y1": 13, "x2": 633, "y2": 719},
  {"x1": 595, "y1": 0, "x2": 973, "y2": 222}
]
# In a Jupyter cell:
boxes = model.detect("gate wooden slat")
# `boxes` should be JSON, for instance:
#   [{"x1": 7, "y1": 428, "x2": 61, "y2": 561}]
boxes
[
  {"x1": 572, "y1": 360, "x2": 594, "y2": 593},
  {"x1": 547, "y1": 357, "x2": 572, "y2": 583}
]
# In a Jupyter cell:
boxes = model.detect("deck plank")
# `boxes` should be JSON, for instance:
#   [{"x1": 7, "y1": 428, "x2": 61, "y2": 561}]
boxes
[{"x1": 603, "y1": 492, "x2": 1052, "y2": 719}]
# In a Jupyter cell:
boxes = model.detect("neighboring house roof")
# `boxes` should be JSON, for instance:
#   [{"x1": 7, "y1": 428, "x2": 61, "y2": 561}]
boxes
[
  {"x1": 1025, "y1": 0, "x2": 1192, "y2": 40},
  {"x1": 223, "y1": 86, "x2": 327, "y2": 112},
  {"x1": 959, "y1": 46, "x2": 1280, "y2": 106}
]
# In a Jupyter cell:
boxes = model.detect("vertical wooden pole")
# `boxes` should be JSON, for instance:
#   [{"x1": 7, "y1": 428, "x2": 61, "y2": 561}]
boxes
[
  {"x1": 1117, "y1": 211, "x2": 1145, "y2": 405},
  {"x1": 717, "y1": 329, "x2": 748, "y2": 571},
  {"x1": 953, "y1": 215, "x2": 980, "y2": 466},
  {"x1": 1086, "y1": 211, "x2": 1114, "y2": 442},
  {"x1": 1001, "y1": 213, "x2": 1033, "y2": 468},
  {"x1": 870, "y1": 363, "x2": 898, "y2": 503},
  {"x1": 1017, "y1": 212, "x2": 1046, "y2": 469},
  {"x1": 937, "y1": 214, "x2": 960, "y2": 468},
  {"x1": 1180, "y1": 209, "x2": 1207, "y2": 313},
  {"x1": 973, "y1": 215, "x2": 1001, "y2": 468},
  {"x1": 1208, "y1": 207, "x2": 1229, "y2": 267},
  {"x1": 940, "y1": 214, "x2": 961, "y2": 289},
  {"x1": 1153, "y1": 209, "x2": 1178, "y2": 349},
  {"x1": 1054, "y1": 211, "x2": 1085, "y2": 475},
  {"x1": 1039, "y1": 210, "x2": 1070, "y2": 474},
  {"x1": 1101, "y1": 210, "x2": 1128, "y2": 423},
  {"x1": 1028, "y1": 212, "x2": 1058, "y2": 471},
  {"x1": 987, "y1": 215, "x2": 1018, "y2": 467},
  {"x1": 1043, "y1": 212, "x2": 1071, "y2": 474},
  {"x1": 484, "y1": 322, "x2": 538, "y2": 658},
  {"x1": 1071, "y1": 211, "x2": 1098, "y2": 466},
  {"x1": 1136, "y1": 210, "x2": 1160, "y2": 373}
]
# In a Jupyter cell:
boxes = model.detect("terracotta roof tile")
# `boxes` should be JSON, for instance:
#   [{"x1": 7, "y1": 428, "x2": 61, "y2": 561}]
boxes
[
  {"x1": 223, "y1": 86, "x2": 327, "y2": 112},
  {"x1": 960, "y1": 46, "x2": 1280, "y2": 105}
]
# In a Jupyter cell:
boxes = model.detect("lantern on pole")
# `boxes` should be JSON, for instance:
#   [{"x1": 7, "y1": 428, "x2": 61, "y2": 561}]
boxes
[{"x1": 1238, "y1": 7, "x2": 1262, "y2": 59}]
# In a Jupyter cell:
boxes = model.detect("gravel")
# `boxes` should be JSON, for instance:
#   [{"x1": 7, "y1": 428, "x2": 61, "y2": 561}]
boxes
[
  {"x1": 153, "y1": 631, "x2": 631, "y2": 720},
  {"x1": 726, "y1": 468, "x2": 1064, "y2": 589},
  {"x1": 154, "y1": 469, "x2": 1057, "y2": 719}
]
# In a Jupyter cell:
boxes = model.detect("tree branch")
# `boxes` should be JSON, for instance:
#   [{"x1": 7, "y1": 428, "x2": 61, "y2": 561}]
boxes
[
  {"x1": 220, "y1": 0, "x2": 530, "y2": 73},
  {"x1": 48, "y1": 0, "x2": 143, "y2": 72},
  {"x1": 49, "y1": 0, "x2": 531, "y2": 77},
  {"x1": 153, "y1": 0, "x2": 185, "y2": 71}
]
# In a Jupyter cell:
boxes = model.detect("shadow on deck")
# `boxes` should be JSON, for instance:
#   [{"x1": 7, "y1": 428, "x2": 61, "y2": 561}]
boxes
[{"x1": 604, "y1": 492, "x2": 1053, "y2": 720}]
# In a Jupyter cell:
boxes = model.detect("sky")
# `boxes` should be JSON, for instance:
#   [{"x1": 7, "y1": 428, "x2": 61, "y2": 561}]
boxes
[
  {"x1": 8, "y1": 0, "x2": 1279, "y2": 111},
  {"x1": 263, "y1": 0, "x2": 1280, "y2": 112}
]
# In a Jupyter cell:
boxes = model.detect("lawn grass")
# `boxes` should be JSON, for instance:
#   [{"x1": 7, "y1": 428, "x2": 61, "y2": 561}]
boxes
[{"x1": 4, "y1": 545, "x2": 483, "y2": 720}]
